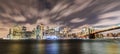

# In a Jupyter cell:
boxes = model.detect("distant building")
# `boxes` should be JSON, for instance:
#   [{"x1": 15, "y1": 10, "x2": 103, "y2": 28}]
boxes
[{"x1": 8, "y1": 25, "x2": 36, "y2": 39}]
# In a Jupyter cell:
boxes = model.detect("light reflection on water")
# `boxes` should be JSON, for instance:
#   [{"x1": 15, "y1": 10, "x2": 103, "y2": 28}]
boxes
[
  {"x1": 45, "y1": 42, "x2": 59, "y2": 54},
  {"x1": 0, "y1": 40, "x2": 120, "y2": 54},
  {"x1": 8, "y1": 43, "x2": 22, "y2": 54},
  {"x1": 106, "y1": 41, "x2": 120, "y2": 54},
  {"x1": 82, "y1": 41, "x2": 106, "y2": 54}
]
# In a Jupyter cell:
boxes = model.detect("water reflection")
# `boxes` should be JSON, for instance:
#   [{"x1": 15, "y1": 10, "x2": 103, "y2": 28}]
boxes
[
  {"x1": 60, "y1": 42, "x2": 69, "y2": 54},
  {"x1": 106, "y1": 41, "x2": 120, "y2": 54},
  {"x1": 8, "y1": 42, "x2": 22, "y2": 54},
  {"x1": 45, "y1": 41, "x2": 59, "y2": 54},
  {"x1": 34, "y1": 43, "x2": 45, "y2": 54},
  {"x1": 82, "y1": 41, "x2": 106, "y2": 54},
  {"x1": 0, "y1": 40, "x2": 120, "y2": 54}
]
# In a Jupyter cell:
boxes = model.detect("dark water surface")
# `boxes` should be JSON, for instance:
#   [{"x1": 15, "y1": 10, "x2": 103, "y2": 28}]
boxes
[{"x1": 0, "y1": 39, "x2": 120, "y2": 54}]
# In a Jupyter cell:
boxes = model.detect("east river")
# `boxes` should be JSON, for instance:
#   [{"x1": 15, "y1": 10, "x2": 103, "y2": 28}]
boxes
[{"x1": 0, "y1": 39, "x2": 120, "y2": 54}]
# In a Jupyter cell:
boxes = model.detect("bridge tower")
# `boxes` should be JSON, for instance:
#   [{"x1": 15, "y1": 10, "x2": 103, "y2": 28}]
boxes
[{"x1": 81, "y1": 25, "x2": 95, "y2": 39}]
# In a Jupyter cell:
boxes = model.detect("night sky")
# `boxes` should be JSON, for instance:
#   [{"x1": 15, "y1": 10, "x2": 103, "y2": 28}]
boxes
[{"x1": 0, "y1": 0, "x2": 120, "y2": 37}]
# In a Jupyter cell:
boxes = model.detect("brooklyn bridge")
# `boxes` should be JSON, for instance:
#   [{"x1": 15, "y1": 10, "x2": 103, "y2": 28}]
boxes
[{"x1": 69, "y1": 25, "x2": 120, "y2": 39}]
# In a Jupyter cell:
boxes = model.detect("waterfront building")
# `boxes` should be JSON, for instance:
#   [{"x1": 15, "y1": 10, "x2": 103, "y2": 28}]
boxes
[
  {"x1": 44, "y1": 26, "x2": 50, "y2": 35},
  {"x1": 39, "y1": 23, "x2": 44, "y2": 39},
  {"x1": 8, "y1": 25, "x2": 22, "y2": 39},
  {"x1": 36, "y1": 25, "x2": 41, "y2": 39},
  {"x1": 54, "y1": 26, "x2": 60, "y2": 36},
  {"x1": 62, "y1": 26, "x2": 70, "y2": 38},
  {"x1": 8, "y1": 25, "x2": 36, "y2": 39}
]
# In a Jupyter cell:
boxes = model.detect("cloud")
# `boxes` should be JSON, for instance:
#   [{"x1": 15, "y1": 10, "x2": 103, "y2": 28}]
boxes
[{"x1": 0, "y1": 0, "x2": 120, "y2": 37}]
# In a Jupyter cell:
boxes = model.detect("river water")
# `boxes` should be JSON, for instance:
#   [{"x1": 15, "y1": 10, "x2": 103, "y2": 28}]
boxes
[{"x1": 0, "y1": 39, "x2": 120, "y2": 54}]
